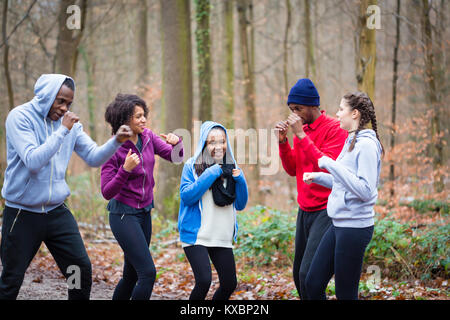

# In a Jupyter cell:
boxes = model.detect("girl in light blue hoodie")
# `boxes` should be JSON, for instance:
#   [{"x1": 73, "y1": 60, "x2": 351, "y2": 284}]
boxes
[
  {"x1": 303, "y1": 92, "x2": 384, "y2": 300},
  {"x1": 178, "y1": 121, "x2": 248, "y2": 300}
]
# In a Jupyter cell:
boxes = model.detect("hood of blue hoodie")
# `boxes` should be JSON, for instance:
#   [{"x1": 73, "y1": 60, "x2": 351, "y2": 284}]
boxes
[
  {"x1": 190, "y1": 121, "x2": 237, "y2": 172},
  {"x1": 178, "y1": 121, "x2": 246, "y2": 245}
]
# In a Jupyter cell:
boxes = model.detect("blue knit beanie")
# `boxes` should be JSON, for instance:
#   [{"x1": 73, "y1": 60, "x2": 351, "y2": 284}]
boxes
[{"x1": 287, "y1": 78, "x2": 320, "y2": 106}]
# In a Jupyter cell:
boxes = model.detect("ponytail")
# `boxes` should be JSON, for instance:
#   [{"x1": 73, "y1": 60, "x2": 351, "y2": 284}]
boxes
[{"x1": 344, "y1": 92, "x2": 384, "y2": 157}]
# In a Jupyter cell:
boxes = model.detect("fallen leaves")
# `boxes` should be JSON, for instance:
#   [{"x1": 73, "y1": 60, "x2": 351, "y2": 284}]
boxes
[{"x1": 14, "y1": 226, "x2": 449, "y2": 300}]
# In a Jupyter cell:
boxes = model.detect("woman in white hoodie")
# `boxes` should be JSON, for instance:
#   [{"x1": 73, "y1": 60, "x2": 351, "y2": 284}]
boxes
[{"x1": 303, "y1": 92, "x2": 384, "y2": 300}]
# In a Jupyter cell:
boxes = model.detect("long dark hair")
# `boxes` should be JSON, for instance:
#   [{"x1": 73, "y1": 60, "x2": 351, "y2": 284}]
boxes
[
  {"x1": 104, "y1": 93, "x2": 148, "y2": 135},
  {"x1": 343, "y1": 92, "x2": 384, "y2": 156}
]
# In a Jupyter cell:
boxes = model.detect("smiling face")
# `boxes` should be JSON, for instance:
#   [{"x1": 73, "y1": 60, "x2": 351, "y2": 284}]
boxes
[
  {"x1": 336, "y1": 98, "x2": 360, "y2": 131},
  {"x1": 47, "y1": 85, "x2": 74, "y2": 121},
  {"x1": 128, "y1": 105, "x2": 147, "y2": 135},
  {"x1": 205, "y1": 128, "x2": 227, "y2": 163}
]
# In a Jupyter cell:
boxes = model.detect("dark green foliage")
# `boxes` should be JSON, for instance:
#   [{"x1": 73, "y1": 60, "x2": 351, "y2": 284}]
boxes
[{"x1": 235, "y1": 206, "x2": 296, "y2": 266}]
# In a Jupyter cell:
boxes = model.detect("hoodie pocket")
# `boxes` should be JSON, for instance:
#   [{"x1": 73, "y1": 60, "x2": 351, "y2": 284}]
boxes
[
  {"x1": 328, "y1": 185, "x2": 349, "y2": 217},
  {"x1": 16, "y1": 179, "x2": 33, "y2": 201},
  {"x1": 343, "y1": 189, "x2": 366, "y2": 210}
]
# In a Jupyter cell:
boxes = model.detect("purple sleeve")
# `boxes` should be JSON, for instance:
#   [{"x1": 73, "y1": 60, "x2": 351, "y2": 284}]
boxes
[
  {"x1": 100, "y1": 156, "x2": 131, "y2": 200},
  {"x1": 152, "y1": 131, "x2": 184, "y2": 163}
]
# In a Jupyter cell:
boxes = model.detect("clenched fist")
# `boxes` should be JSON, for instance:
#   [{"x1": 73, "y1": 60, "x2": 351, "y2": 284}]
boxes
[
  {"x1": 62, "y1": 111, "x2": 80, "y2": 130},
  {"x1": 303, "y1": 172, "x2": 317, "y2": 185},
  {"x1": 287, "y1": 113, "x2": 306, "y2": 139},
  {"x1": 275, "y1": 120, "x2": 289, "y2": 143},
  {"x1": 116, "y1": 125, "x2": 133, "y2": 143},
  {"x1": 123, "y1": 149, "x2": 140, "y2": 172}
]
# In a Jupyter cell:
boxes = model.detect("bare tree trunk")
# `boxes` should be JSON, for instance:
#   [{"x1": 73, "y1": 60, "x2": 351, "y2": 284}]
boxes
[
  {"x1": 282, "y1": 0, "x2": 297, "y2": 204},
  {"x1": 223, "y1": 0, "x2": 234, "y2": 129},
  {"x1": 159, "y1": 0, "x2": 193, "y2": 219},
  {"x1": 435, "y1": 0, "x2": 449, "y2": 167},
  {"x1": 303, "y1": 0, "x2": 315, "y2": 81},
  {"x1": 237, "y1": 0, "x2": 260, "y2": 203},
  {"x1": 79, "y1": 45, "x2": 96, "y2": 141},
  {"x1": 389, "y1": 0, "x2": 401, "y2": 199},
  {"x1": 195, "y1": 0, "x2": 212, "y2": 121},
  {"x1": 237, "y1": 0, "x2": 256, "y2": 130},
  {"x1": 283, "y1": 0, "x2": 291, "y2": 97},
  {"x1": 313, "y1": 0, "x2": 320, "y2": 83},
  {"x1": 249, "y1": 1, "x2": 255, "y2": 81},
  {"x1": 421, "y1": 0, "x2": 444, "y2": 193},
  {"x1": 355, "y1": 0, "x2": 377, "y2": 99},
  {"x1": 2, "y1": 0, "x2": 14, "y2": 110},
  {"x1": 136, "y1": 0, "x2": 149, "y2": 93},
  {"x1": 55, "y1": 0, "x2": 87, "y2": 77}
]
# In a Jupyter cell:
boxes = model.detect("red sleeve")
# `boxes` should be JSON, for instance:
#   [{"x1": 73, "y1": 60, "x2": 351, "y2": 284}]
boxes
[
  {"x1": 295, "y1": 125, "x2": 347, "y2": 164},
  {"x1": 278, "y1": 139, "x2": 296, "y2": 176}
]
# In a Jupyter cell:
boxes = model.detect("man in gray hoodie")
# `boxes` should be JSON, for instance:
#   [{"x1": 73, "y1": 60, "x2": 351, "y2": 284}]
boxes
[{"x1": 0, "y1": 74, "x2": 132, "y2": 299}]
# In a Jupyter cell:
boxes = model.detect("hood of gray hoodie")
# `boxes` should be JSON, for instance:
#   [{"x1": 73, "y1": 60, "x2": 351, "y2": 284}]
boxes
[
  {"x1": 31, "y1": 74, "x2": 76, "y2": 118},
  {"x1": 2, "y1": 74, "x2": 78, "y2": 212}
]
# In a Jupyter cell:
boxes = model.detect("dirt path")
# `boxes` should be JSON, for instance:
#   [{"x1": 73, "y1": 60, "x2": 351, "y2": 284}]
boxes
[{"x1": 0, "y1": 241, "x2": 189, "y2": 300}]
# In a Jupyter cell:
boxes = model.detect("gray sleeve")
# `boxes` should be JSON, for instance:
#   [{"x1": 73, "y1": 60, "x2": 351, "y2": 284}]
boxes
[{"x1": 313, "y1": 172, "x2": 333, "y2": 189}]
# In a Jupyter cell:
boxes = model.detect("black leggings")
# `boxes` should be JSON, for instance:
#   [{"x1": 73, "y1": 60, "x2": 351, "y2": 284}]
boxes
[
  {"x1": 305, "y1": 224, "x2": 374, "y2": 300},
  {"x1": 293, "y1": 208, "x2": 331, "y2": 300},
  {"x1": 184, "y1": 245, "x2": 237, "y2": 300},
  {"x1": 109, "y1": 212, "x2": 156, "y2": 300}
]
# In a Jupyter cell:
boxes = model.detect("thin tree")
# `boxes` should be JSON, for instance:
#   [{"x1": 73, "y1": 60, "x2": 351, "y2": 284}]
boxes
[
  {"x1": 283, "y1": 0, "x2": 292, "y2": 97},
  {"x1": 355, "y1": 0, "x2": 377, "y2": 100},
  {"x1": 136, "y1": 0, "x2": 149, "y2": 94},
  {"x1": 223, "y1": 0, "x2": 234, "y2": 129},
  {"x1": 2, "y1": 0, "x2": 14, "y2": 110},
  {"x1": 303, "y1": 0, "x2": 316, "y2": 81},
  {"x1": 389, "y1": 0, "x2": 401, "y2": 199},
  {"x1": 421, "y1": 0, "x2": 444, "y2": 193},
  {"x1": 79, "y1": 44, "x2": 96, "y2": 141},
  {"x1": 237, "y1": 0, "x2": 260, "y2": 203},
  {"x1": 195, "y1": 0, "x2": 212, "y2": 121}
]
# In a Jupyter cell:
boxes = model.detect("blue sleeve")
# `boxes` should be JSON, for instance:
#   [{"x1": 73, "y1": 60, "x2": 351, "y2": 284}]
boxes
[
  {"x1": 5, "y1": 111, "x2": 69, "y2": 173},
  {"x1": 74, "y1": 123, "x2": 121, "y2": 167},
  {"x1": 233, "y1": 169, "x2": 248, "y2": 211},
  {"x1": 180, "y1": 162, "x2": 223, "y2": 206}
]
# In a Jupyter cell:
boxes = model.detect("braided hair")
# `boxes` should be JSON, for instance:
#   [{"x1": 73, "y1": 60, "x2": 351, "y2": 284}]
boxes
[
  {"x1": 343, "y1": 92, "x2": 384, "y2": 156},
  {"x1": 104, "y1": 93, "x2": 148, "y2": 135}
]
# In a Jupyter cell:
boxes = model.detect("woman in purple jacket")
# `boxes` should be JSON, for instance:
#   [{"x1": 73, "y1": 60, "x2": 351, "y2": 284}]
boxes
[{"x1": 101, "y1": 94, "x2": 183, "y2": 300}]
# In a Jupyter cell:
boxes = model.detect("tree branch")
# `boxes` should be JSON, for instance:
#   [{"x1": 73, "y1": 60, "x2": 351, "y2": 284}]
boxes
[{"x1": 0, "y1": 0, "x2": 38, "y2": 49}]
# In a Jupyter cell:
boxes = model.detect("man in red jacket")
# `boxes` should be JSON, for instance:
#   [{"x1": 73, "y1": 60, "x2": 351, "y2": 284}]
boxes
[{"x1": 276, "y1": 78, "x2": 347, "y2": 300}]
